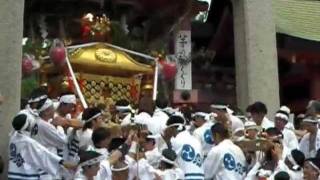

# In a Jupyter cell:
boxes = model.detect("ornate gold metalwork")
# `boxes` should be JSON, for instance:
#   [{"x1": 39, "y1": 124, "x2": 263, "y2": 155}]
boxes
[{"x1": 95, "y1": 48, "x2": 117, "y2": 63}]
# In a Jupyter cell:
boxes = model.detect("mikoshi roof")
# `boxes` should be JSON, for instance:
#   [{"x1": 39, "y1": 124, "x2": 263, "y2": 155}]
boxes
[{"x1": 68, "y1": 43, "x2": 154, "y2": 76}]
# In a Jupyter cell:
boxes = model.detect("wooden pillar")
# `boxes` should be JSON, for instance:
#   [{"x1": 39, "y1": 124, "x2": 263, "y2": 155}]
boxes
[
  {"x1": 232, "y1": 0, "x2": 280, "y2": 117},
  {"x1": 0, "y1": 0, "x2": 24, "y2": 177}
]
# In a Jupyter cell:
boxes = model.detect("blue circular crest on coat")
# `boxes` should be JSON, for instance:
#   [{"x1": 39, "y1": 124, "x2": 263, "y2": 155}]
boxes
[
  {"x1": 181, "y1": 144, "x2": 196, "y2": 162},
  {"x1": 204, "y1": 129, "x2": 214, "y2": 145},
  {"x1": 223, "y1": 153, "x2": 236, "y2": 170},
  {"x1": 9, "y1": 143, "x2": 17, "y2": 157}
]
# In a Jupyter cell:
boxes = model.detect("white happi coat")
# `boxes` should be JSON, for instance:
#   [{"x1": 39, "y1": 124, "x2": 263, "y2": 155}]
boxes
[
  {"x1": 156, "y1": 134, "x2": 169, "y2": 152},
  {"x1": 144, "y1": 147, "x2": 162, "y2": 168},
  {"x1": 193, "y1": 121, "x2": 214, "y2": 156},
  {"x1": 271, "y1": 160, "x2": 303, "y2": 180},
  {"x1": 155, "y1": 168, "x2": 184, "y2": 180},
  {"x1": 281, "y1": 123, "x2": 299, "y2": 158},
  {"x1": 229, "y1": 115, "x2": 245, "y2": 135},
  {"x1": 31, "y1": 118, "x2": 67, "y2": 155},
  {"x1": 171, "y1": 130, "x2": 204, "y2": 180},
  {"x1": 204, "y1": 139, "x2": 247, "y2": 180},
  {"x1": 77, "y1": 129, "x2": 93, "y2": 150},
  {"x1": 299, "y1": 129, "x2": 320, "y2": 159},
  {"x1": 245, "y1": 160, "x2": 303, "y2": 180},
  {"x1": 86, "y1": 145, "x2": 112, "y2": 180},
  {"x1": 261, "y1": 117, "x2": 274, "y2": 130},
  {"x1": 133, "y1": 158, "x2": 184, "y2": 180},
  {"x1": 8, "y1": 132, "x2": 63, "y2": 180},
  {"x1": 19, "y1": 106, "x2": 38, "y2": 130},
  {"x1": 151, "y1": 108, "x2": 169, "y2": 135}
]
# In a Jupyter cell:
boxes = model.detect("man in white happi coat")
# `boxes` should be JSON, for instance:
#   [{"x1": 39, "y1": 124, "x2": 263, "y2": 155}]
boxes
[
  {"x1": 54, "y1": 93, "x2": 83, "y2": 159},
  {"x1": 211, "y1": 104, "x2": 245, "y2": 137},
  {"x1": 151, "y1": 98, "x2": 170, "y2": 135},
  {"x1": 204, "y1": 122, "x2": 247, "y2": 180},
  {"x1": 8, "y1": 114, "x2": 76, "y2": 180},
  {"x1": 247, "y1": 101, "x2": 274, "y2": 130},
  {"x1": 274, "y1": 106, "x2": 299, "y2": 158},
  {"x1": 31, "y1": 98, "x2": 69, "y2": 179},
  {"x1": 31, "y1": 98, "x2": 68, "y2": 155},
  {"x1": 299, "y1": 117, "x2": 320, "y2": 159},
  {"x1": 163, "y1": 114, "x2": 204, "y2": 180},
  {"x1": 192, "y1": 112, "x2": 215, "y2": 157},
  {"x1": 19, "y1": 88, "x2": 48, "y2": 133}
]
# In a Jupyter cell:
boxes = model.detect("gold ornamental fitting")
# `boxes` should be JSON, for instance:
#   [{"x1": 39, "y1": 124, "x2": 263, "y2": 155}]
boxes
[{"x1": 95, "y1": 48, "x2": 117, "y2": 63}]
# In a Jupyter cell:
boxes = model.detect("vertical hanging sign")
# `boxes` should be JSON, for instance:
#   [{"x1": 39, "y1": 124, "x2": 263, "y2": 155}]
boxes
[{"x1": 175, "y1": 30, "x2": 192, "y2": 90}]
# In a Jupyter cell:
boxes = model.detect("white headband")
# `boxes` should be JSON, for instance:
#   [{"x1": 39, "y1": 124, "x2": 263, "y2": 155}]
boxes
[
  {"x1": 146, "y1": 134, "x2": 159, "y2": 139},
  {"x1": 79, "y1": 154, "x2": 105, "y2": 167},
  {"x1": 246, "y1": 125, "x2": 260, "y2": 131},
  {"x1": 111, "y1": 161, "x2": 129, "y2": 172},
  {"x1": 116, "y1": 105, "x2": 132, "y2": 112},
  {"x1": 59, "y1": 94, "x2": 76, "y2": 104},
  {"x1": 85, "y1": 113, "x2": 102, "y2": 123},
  {"x1": 275, "y1": 113, "x2": 289, "y2": 121},
  {"x1": 161, "y1": 155, "x2": 176, "y2": 165},
  {"x1": 192, "y1": 112, "x2": 208, "y2": 119},
  {"x1": 303, "y1": 118, "x2": 318, "y2": 124},
  {"x1": 287, "y1": 153, "x2": 300, "y2": 171},
  {"x1": 38, "y1": 98, "x2": 53, "y2": 113},
  {"x1": 28, "y1": 95, "x2": 47, "y2": 103},
  {"x1": 165, "y1": 123, "x2": 184, "y2": 130},
  {"x1": 211, "y1": 104, "x2": 234, "y2": 114}
]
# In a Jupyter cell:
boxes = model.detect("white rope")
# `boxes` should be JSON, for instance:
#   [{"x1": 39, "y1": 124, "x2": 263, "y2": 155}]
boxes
[
  {"x1": 153, "y1": 61, "x2": 159, "y2": 101},
  {"x1": 65, "y1": 52, "x2": 88, "y2": 108}
]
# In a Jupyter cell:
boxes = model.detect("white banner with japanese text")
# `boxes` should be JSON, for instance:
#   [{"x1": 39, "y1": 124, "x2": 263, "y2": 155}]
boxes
[{"x1": 174, "y1": 30, "x2": 192, "y2": 90}]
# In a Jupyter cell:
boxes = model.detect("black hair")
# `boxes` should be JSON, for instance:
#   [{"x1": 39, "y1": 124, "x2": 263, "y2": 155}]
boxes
[
  {"x1": 274, "y1": 171, "x2": 290, "y2": 180},
  {"x1": 12, "y1": 114, "x2": 28, "y2": 131},
  {"x1": 166, "y1": 115, "x2": 186, "y2": 131},
  {"x1": 166, "y1": 115, "x2": 185, "y2": 126},
  {"x1": 92, "y1": 127, "x2": 111, "y2": 148},
  {"x1": 161, "y1": 161, "x2": 174, "y2": 169},
  {"x1": 211, "y1": 122, "x2": 229, "y2": 138},
  {"x1": 79, "y1": 150, "x2": 102, "y2": 166},
  {"x1": 28, "y1": 88, "x2": 47, "y2": 101},
  {"x1": 265, "y1": 127, "x2": 283, "y2": 138},
  {"x1": 155, "y1": 97, "x2": 168, "y2": 109},
  {"x1": 161, "y1": 149, "x2": 177, "y2": 169},
  {"x1": 59, "y1": 91, "x2": 75, "y2": 97},
  {"x1": 115, "y1": 99, "x2": 130, "y2": 107},
  {"x1": 247, "y1": 101, "x2": 267, "y2": 114},
  {"x1": 108, "y1": 138, "x2": 126, "y2": 152},
  {"x1": 291, "y1": 149, "x2": 305, "y2": 167},
  {"x1": 82, "y1": 107, "x2": 102, "y2": 130}
]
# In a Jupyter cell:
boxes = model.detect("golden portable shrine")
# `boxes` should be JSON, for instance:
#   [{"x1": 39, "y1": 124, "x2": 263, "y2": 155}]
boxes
[{"x1": 40, "y1": 43, "x2": 155, "y2": 107}]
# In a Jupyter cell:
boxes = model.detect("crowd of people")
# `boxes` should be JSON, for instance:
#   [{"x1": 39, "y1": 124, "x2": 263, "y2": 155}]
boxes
[{"x1": 5, "y1": 88, "x2": 320, "y2": 180}]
